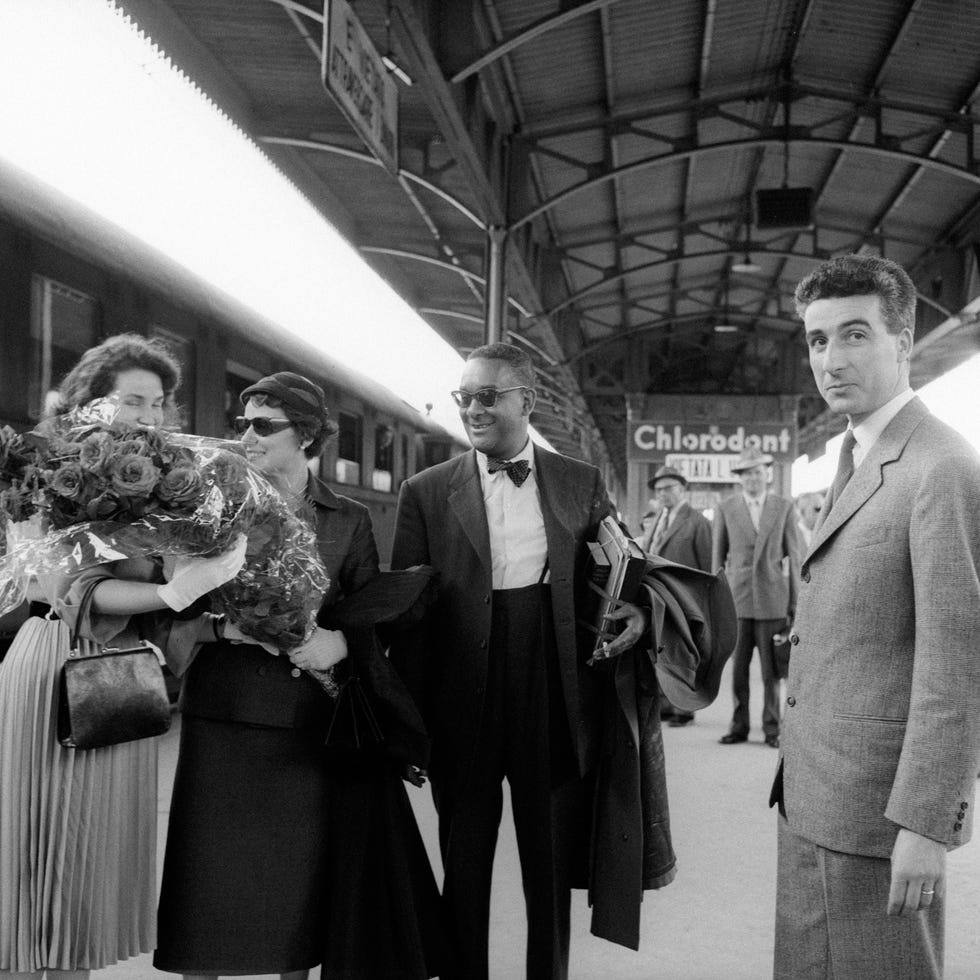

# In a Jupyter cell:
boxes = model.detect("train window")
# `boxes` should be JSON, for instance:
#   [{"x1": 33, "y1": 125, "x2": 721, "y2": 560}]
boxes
[
  {"x1": 224, "y1": 362, "x2": 262, "y2": 441},
  {"x1": 373, "y1": 424, "x2": 393, "y2": 492},
  {"x1": 151, "y1": 327, "x2": 195, "y2": 430},
  {"x1": 335, "y1": 410, "x2": 362, "y2": 485},
  {"x1": 424, "y1": 439, "x2": 453, "y2": 469},
  {"x1": 29, "y1": 276, "x2": 98, "y2": 419}
]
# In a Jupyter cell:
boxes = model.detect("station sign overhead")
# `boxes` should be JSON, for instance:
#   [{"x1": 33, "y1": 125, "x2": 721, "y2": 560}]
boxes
[
  {"x1": 630, "y1": 421, "x2": 795, "y2": 463},
  {"x1": 321, "y1": 0, "x2": 399, "y2": 174}
]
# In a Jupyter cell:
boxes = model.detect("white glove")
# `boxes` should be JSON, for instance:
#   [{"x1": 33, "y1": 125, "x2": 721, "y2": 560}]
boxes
[
  {"x1": 157, "y1": 534, "x2": 247, "y2": 611},
  {"x1": 287, "y1": 628, "x2": 347, "y2": 672}
]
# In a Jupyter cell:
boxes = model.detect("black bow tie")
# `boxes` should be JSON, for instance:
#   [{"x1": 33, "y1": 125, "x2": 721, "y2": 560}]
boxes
[{"x1": 487, "y1": 457, "x2": 530, "y2": 487}]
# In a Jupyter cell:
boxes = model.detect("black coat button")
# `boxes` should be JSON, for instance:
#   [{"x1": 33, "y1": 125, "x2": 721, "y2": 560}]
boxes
[
  {"x1": 790, "y1": 634, "x2": 800, "y2": 645},
  {"x1": 954, "y1": 822, "x2": 963, "y2": 831},
  {"x1": 802, "y1": 570, "x2": 810, "y2": 583},
  {"x1": 786, "y1": 696, "x2": 796, "y2": 707}
]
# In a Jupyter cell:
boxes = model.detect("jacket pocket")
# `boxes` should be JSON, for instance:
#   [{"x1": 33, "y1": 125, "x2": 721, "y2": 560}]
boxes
[{"x1": 833, "y1": 710, "x2": 905, "y2": 725}]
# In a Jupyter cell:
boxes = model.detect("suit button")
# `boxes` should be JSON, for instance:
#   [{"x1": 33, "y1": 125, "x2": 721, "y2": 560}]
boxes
[
  {"x1": 962, "y1": 802, "x2": 969, "y2": 811},
  {"x1": 954, "y1": 822, "x2": 963, "y2": 831},
  {"x1": 786, "y1": 696, "x2": 796, "y2": 707},
  {"x1": 802, "y1": 570, "x2": 810, "y2": 584},
  {"x1": 257, "y1": 665, "x2": 268, "y2": 676},
  {"x1": 790, "y1": 634, "x2": 800, "y2": 646},
  {"x1": 290, "y1": 668, "x2": 301, "y2": 678}
]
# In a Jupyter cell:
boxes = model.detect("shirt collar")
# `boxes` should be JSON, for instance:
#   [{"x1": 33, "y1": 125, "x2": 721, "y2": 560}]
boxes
[
  {"x1": 851, "y1": 387, "x2": 916, "y2": 461},
  {"x1": 476, "y1": 438, "x2": 534, "y2": 477},
  {"x1": 742, "y1": 490, "x2": 766, "y2": 508}
]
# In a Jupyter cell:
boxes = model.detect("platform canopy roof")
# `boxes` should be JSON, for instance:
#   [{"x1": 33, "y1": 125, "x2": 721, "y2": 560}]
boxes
[{"x1": 119, "y1": 0, "x2": 980, "y2": 478}]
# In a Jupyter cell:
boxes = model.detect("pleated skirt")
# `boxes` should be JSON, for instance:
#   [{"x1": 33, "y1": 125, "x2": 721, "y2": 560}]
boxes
[{"x1": 0, "y1": 616, "x2": 157, "y2": 972}]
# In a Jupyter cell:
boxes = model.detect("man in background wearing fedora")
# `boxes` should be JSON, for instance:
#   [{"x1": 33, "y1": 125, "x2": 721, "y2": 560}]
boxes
[
  {"x1": 712, "y1": 445, "x2": 800, "y2": 748},
  {"x1": 642, "y1": 465, "x2": 713, "y2": 726}
]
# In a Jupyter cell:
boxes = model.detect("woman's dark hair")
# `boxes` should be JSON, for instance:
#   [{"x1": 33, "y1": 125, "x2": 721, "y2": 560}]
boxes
[
  {"x1": 53, "y1": 333, "x2": 182, "y2": 417},
  {"x1": 243, "y1": 392, "x2": 338, "y2": 459}
]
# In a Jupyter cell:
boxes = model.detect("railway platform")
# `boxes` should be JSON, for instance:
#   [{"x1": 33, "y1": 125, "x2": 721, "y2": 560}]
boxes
[{"x1": 98, "y1": 661, "x2": 980, "y2": 980}]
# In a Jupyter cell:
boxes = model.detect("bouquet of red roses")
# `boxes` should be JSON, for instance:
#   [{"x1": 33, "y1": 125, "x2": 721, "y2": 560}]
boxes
[{"x1": 0, "y1": 400, "x2": 328, "y2": 651}]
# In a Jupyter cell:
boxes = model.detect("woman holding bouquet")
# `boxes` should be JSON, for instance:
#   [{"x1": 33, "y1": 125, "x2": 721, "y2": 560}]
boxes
[
  {"x1": 0, "y1": 334, "x2": 246, "y2": 980},
  {"x1": 154, "y1": 371, "x2": 432, "y2": 980}
]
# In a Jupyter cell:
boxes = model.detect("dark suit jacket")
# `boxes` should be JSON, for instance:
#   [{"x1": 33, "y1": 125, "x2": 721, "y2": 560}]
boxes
[
  {"x1": 649, "y1": 501, "x2": 712, "y2": 571},
  {"x1": 711, "y1": 490, "x2": 799, "y2": 620},
  {"x1": 772, "y1": 398, "x2": 980, "y2": 856},
  {"x1": 389, "y1": 445, "x2": 611, "y2": 794}
]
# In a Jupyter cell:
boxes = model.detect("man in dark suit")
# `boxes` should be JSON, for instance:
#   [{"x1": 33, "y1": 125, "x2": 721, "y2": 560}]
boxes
[
  {"x1": 770, "y1": 254, "x2": 980, "y2": 978},
  {"x1": 712, "y1": 446, "x2": 799, "y2": 748},
  {"x1": 642, "y1": 464, "x2": 712, "y2": 726},
  {"x1": 390, "y1": 343, "x2": 647, "y2": 980}
]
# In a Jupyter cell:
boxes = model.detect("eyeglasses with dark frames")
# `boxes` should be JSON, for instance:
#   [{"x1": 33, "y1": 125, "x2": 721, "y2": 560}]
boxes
[
  {"x1": 450, "y1": 386, "x2": 529, "y2": 409},
  {"x1": 233, "y1": 416, "x2": 294, "y2": 436}
]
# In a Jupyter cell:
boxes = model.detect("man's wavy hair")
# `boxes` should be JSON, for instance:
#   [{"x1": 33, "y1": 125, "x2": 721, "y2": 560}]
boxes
[
  {"x1": 53, "y1": 333, "x2": 182, "y2": 419},
  {"x1": 466, "y1": 342, "x2": 537, "y2": 388},
  {"x1": 794, "y1": 254, "x2": 916, "y2": 337}
]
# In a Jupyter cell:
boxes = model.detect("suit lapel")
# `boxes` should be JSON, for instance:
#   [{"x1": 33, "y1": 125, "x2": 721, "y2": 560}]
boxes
[
  {"x1": 533, "y1": 446, "x2": 576, "y2": 572},
  {"x1": 755, "y1": 495, "x2": 779, "y2": 545},
  {"x1": 448, "y1": 450, "x2": 491, "y2": 573},
  {"x1": 808, "y1": 398, "x2": 928, "y2": 559},
  {"x1": 660, "y1": 502, "x2": 689, "y2": 548}
]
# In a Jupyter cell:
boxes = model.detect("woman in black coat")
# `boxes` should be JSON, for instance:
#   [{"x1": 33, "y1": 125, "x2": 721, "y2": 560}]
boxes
[{"x1": 154, "y1": 372, "x2": 443, "y2": 980}]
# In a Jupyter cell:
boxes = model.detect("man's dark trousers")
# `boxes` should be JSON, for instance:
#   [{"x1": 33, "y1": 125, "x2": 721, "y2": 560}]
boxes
[
  {"x1": 730, "y1": 617, "x2": 784, "y2": 738},
  {"x1": 435, "y1": 583, "x2": 581, "y2": 980}
]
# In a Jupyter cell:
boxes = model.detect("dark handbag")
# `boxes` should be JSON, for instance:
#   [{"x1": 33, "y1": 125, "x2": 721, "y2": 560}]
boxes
[
  {"x1": 323, "y1": 669, "x2": 385, "y2": 759},
  {"x1": 57, "y1": 579, "x2": 172, "y2": 749}
]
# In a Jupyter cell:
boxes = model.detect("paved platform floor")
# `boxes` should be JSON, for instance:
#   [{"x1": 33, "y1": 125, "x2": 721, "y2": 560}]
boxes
[{"x1": 97, "y1": 659, "x2": 980, "y2": 979}]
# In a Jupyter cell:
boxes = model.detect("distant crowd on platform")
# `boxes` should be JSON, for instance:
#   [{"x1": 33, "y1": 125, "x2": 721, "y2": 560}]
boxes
[{"x1": 1, "y1": 251, "x2": 979, "y2": 980}]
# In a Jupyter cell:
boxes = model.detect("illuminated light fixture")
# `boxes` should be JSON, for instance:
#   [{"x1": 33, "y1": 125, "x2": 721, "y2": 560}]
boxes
[
  {"x1": 731, "y1": 253, "x2": 762, "y2": 274},
  {"x1": 381, "y1": 53, "x2": 414, "y2": 86}
]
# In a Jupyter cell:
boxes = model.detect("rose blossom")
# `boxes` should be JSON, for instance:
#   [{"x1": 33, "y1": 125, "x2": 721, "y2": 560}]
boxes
[
  {"x1": 156, "y1": 464, "x2": 205, "y2": 507},
  {"x1": 108, "y1": 454, "x2": 161, "y2": 498},
  {"x1": 78, "y1": 431, "x2": 114, "y2": 469},
  {"x1": 49, "y1": 462, "x2": 87, "y2": 500}
]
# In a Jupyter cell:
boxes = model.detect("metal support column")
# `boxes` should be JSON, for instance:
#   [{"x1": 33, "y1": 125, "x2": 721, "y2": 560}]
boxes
[{"x1": 483, "y1": 224, "x2": 508, "y2": 344}]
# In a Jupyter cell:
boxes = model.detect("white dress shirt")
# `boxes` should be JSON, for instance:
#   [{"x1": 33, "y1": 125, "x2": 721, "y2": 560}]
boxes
[
  {"x1": 850, "y1": 387, "x2": 917, "y2": 468},
  {"x1": 477, "y1": 439, "x2": 548, "y2": 589},
  {"x1": 743, "y1": 492, "x2": 766, "y2": 531}
]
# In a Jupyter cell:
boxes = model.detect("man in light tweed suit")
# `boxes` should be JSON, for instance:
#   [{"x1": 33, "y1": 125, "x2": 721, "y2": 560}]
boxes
[{"x1": 769, "y1": 254, "x2": 980, "y2": 978}]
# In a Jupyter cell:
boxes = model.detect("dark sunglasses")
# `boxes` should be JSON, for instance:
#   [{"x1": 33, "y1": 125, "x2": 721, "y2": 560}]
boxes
[
  {"x1": 233, "y1": 416, "x2": 294, "y2": 436},
  {"x1": 450, "y1": 386, "x2": 529, "y2": 409}
]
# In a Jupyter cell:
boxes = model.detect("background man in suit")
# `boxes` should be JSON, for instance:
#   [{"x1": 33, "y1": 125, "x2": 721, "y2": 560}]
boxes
[
  {"x1": 643, "y1": 464, "x2": 712, "y2": 726},
  {"x1": 390, "y1": 343, "x2": 647, "y2": 980},
  {"x1": 770, "y1": 254, "x2": 980, "y2": 979},
  {"x1": 712, "y1": 446, "x2": 799, "y2": 748}
]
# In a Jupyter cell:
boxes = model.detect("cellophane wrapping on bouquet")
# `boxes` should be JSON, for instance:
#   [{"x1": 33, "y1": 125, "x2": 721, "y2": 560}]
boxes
[{"x1": 0, "y1": 399, "x2": 328, "y2": 652}]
